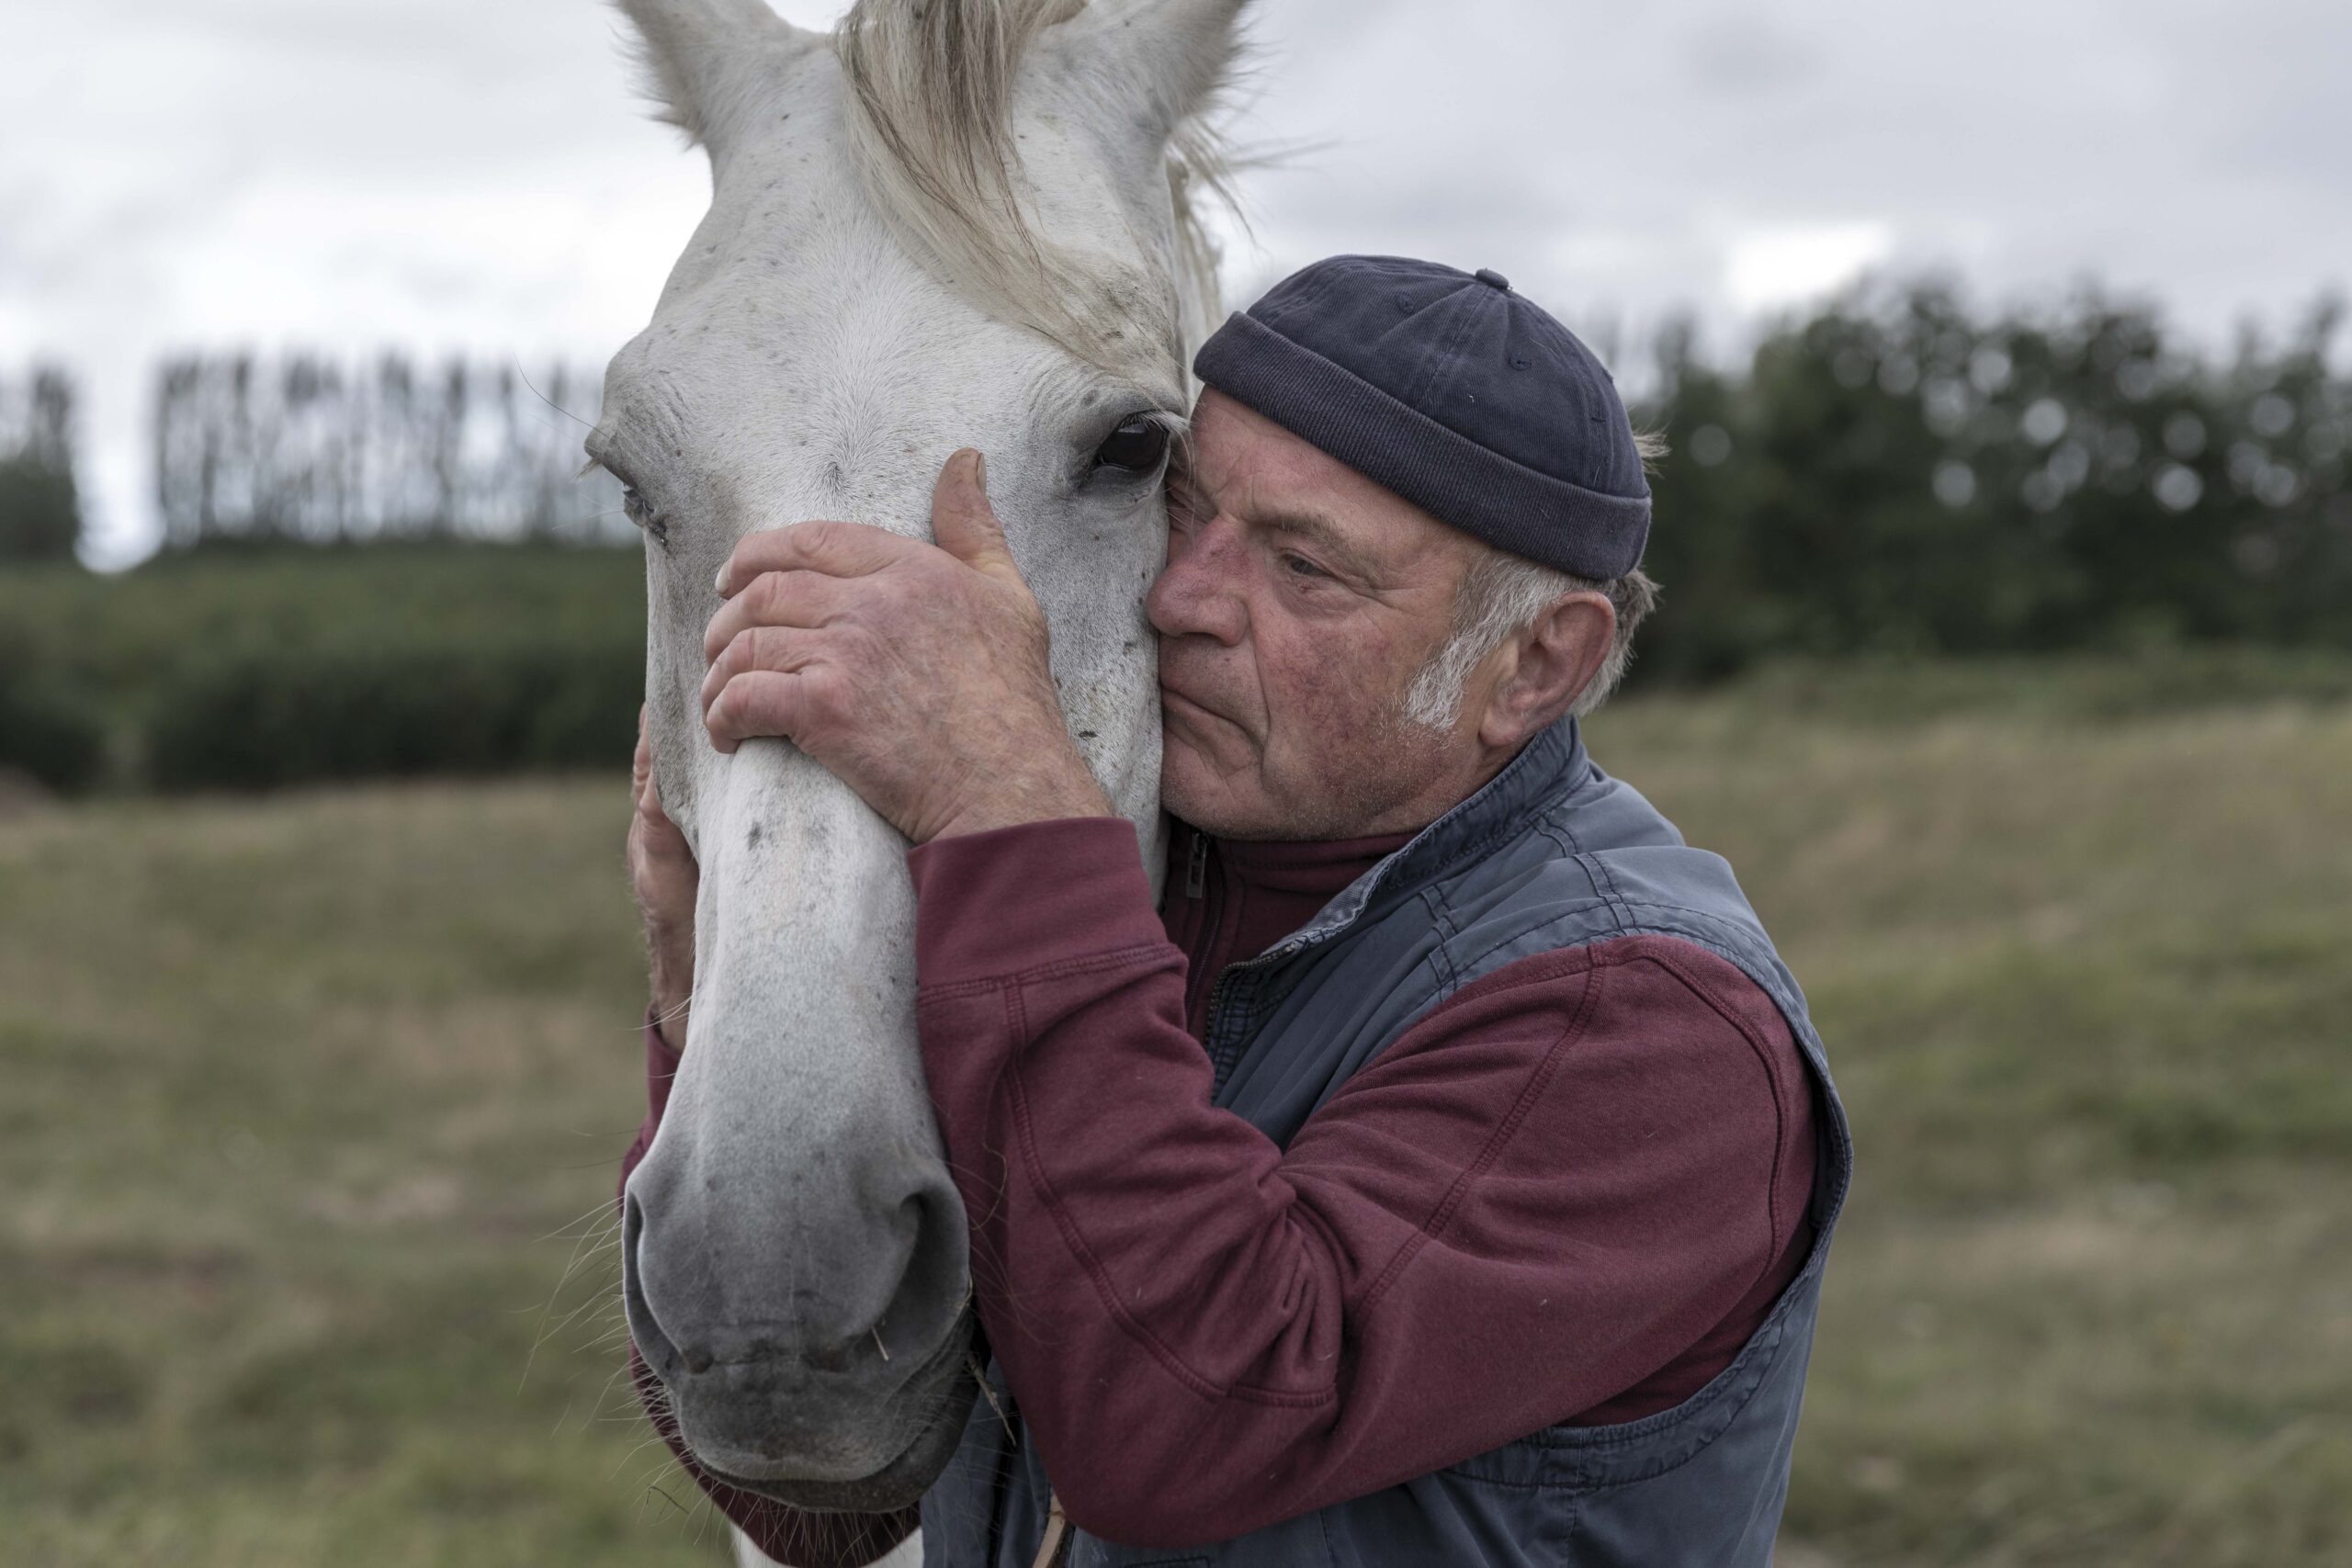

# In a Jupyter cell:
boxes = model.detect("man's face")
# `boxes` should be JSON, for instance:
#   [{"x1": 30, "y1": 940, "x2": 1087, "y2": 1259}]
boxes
[{"x1": 1147, "y1": 389, "x2": 1487, "y2": 840}]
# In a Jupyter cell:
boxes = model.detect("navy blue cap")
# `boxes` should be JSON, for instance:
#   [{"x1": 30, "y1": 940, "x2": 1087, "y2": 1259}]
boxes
[{"x1": 1193, "y1": 255, "x2": 1651, "y2": 581}]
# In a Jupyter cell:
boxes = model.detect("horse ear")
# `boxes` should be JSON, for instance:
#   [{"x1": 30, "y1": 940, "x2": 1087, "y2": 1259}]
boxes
[
  {"x1": 1062, "y1": 0, "x2": 1251, "y2": 141},
  {"x1": 614, "y1": 0, "x2": 820, "y2": 153}
]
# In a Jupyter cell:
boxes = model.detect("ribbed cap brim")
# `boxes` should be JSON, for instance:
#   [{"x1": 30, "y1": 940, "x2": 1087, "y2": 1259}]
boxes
[{"x1": 1193, "y1": 310, "x2": 1651, "y2": 581}]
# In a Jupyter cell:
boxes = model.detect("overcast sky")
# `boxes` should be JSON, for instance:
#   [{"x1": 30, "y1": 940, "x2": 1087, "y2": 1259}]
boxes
[{"x1": 7, "y1": 0, "x2": 2348, "y2": 564}]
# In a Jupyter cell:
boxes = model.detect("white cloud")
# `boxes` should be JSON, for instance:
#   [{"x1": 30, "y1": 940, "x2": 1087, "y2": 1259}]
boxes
[{"x1": 1724, "y1": 221, "x2": 1897, "y2": 313}]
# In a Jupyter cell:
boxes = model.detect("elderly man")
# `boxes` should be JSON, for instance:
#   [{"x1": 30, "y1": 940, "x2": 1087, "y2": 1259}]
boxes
[{"x1": 623, "y1": 257, "x2": 1852, "y2": 1567}]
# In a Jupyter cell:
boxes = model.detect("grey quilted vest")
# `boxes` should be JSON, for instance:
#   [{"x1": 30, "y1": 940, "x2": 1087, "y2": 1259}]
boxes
[{"x1": 922, "y1": 716, "x2": 1855, "y2": 1567}]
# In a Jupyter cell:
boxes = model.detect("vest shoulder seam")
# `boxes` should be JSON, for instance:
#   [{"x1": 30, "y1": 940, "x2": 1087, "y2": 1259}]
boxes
[
  {"x1": 1445, "y1": 896, "x2": 1771, "y2": 987},
  {"x1": 1411, "y1": 931, "x2": 1728, "y2": 1021}
]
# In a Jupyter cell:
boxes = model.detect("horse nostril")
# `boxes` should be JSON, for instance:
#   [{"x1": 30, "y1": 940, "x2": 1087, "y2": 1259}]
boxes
[
  {"x1": 863, "y1": 1177, "x2": 968, "y2": 1367},
  {"x1": 682, "y1": 1342, "x2": 715, "y2": 1374},
  {"x1": 620, "y1": 1189, "x2": 688, "y2": 1379}
]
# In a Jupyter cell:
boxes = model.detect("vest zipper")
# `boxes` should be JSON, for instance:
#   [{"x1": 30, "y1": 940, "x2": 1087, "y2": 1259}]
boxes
[
  {"x1": 1201, "y1": 936, "x2": 1314, "y2": 1092},
  {"x1": 1184, "y1": 830, "x2": 1208, "y2": 897}
]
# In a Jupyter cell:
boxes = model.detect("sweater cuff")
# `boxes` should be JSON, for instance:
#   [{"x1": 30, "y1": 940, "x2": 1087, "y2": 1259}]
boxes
[{"x1": 907, "y1": 817, "x2": 1167, "y2": 988}]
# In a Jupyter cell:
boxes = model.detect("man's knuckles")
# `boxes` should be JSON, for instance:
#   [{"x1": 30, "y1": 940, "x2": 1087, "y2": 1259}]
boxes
[
  {"x1": 785, "y1": 518, "x2": 855, "y2": 566},
  {"x1": 704, "y1": 661, "x2": 866, "y2": 751},
  {"x1": 707, "y1": 563, "x2": 958, "y2": 660},
  {"x1": 704, "y1": 626, "x2": 786, "y2": 686},
  {"x1": 703, "y1": 573, "x2": 809, "y2": 660},
  {"x1": 719, "y1": 520, "x2": 851, "y2": 594},
  {"x1": 706, "y1": 672, "x2": 786, "y2": 750},
  {"x1": 752, "y1": 567, "x2": 826, "y2": 624}
]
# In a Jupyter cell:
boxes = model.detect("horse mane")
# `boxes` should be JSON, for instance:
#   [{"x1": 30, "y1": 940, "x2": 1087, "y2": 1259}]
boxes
[{"x1": 835, "y1": 0, "x2": 1237, "y2": 389}]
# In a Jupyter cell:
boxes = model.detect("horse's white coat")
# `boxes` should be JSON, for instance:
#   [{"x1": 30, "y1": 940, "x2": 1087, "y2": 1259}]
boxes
[{"x1": 601, "y1": 0, "x2": 1247, "y2": 1545}]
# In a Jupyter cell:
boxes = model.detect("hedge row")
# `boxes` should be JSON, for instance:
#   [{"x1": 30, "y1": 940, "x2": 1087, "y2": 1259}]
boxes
[
  {"x1": 0, "y1": 544, "x2": 649, "y2": 795},
  {"x1": 142, "y1": 636, "x2": 642, "y2": 791},
  {"x1": 0, "y1": 631, "x2": 641, "y2": 795},
  {"x1": 0, "y1": 641, "x2": 105, "y2": 793}
]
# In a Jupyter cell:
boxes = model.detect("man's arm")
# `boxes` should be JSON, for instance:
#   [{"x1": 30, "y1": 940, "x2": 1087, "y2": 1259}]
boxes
[{"x1": 910, "y1": 818, "x2": 1816, "y2": 1550}]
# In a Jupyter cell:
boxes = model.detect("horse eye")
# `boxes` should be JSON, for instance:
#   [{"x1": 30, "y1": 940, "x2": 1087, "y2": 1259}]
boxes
[
  {"x1": 1093, "y1": 415, "x2": 1171, "y2": 475},
  {"x1": 621, "y1": 485, "x2": 668, "y2": 545}
]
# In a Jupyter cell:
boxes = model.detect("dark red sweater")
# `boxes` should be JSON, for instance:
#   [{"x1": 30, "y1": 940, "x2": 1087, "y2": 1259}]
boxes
[{"x1": 625, "y1": 817, "x2": 1815, "y2": 1562}]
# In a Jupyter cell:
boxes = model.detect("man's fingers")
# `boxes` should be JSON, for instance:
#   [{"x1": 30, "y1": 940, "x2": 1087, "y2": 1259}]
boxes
[
  {"x1": 930, "y1": 448, "x2": 1018, "y2": 579},
  {"x1": 632, "y1": 705, "x2": 679, "y2": 828},
  {"x1": 703, "y1": 569, "x2": 848, "y2": 664},
  {"x1": 717, "y1": 520, "x2": 910, "y2": 598},
  {"x1": 699, "y1": 626, "x2": 820, "y2": 716},
  {"x1": 704, "y1": 670, "x2": 816, "y2": 754}
]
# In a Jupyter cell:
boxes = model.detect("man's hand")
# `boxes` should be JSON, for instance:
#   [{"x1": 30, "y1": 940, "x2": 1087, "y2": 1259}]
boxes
[
  {"x1": 628, "y1": 707, "x2": 698, "y2": 1046},
  {"x1": 699, "y1": 449, "x2": 1113, "y2": 844}
]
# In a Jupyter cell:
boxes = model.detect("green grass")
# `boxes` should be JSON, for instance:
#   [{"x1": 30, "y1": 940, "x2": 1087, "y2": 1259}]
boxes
[
  {"x1": 3, "y1": 669, "x2": 2347, "y2": 1564},
  {"x1": 0, "y1": 781, "x2": 725, "y2": 1565},
  {"x1": 1588, "y1": 687, "x2": 2352, "y2": 1567}
]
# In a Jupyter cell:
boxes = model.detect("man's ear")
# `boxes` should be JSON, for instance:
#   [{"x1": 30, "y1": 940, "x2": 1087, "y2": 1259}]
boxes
[
  {"x1": 1476, "y1": 592, "x2": 1617, "y2": 750},
  {"x1": 614, "y1": 0, "x2": 820, "y2": 158}
]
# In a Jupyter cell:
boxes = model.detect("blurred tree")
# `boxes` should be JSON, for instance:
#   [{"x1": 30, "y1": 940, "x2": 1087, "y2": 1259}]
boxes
[
  {"x1": 0, "y1": 367, "x2": 84, "y2": 563},
  {"x1": 152, "y1": 353, "x2": 628, "y2": 548},
  {"x1": 1630, "y1": 279, "x2": 2352, "y2": 682},
  {"x1": 107, "y1": 283, "x2": 2352, "y2": 671}
]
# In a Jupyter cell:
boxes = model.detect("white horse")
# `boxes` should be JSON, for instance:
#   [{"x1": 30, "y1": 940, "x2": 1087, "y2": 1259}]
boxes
[{"x1": 598, "y1": 1, "x2": 1247, "y2": 1561}]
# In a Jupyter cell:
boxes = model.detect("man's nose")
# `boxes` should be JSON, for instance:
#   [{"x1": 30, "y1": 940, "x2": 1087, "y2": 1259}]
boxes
[{"x1": 1146, "y1": 520, "x2": 1248, "y2": 648}]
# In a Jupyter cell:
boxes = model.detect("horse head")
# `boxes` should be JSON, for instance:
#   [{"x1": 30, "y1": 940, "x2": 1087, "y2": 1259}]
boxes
[{"x1": 604, "y1": 0, "x2": 1246, "y2": 1513}]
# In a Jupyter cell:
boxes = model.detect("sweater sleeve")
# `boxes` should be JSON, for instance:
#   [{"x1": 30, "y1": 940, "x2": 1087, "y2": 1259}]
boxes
[
  {"x1": 620, "y1": 1017, "x2": 922, "y2": 1568},
  {"x1": 907, "y1": 818, "x2": 1815, "y2": 1551}
]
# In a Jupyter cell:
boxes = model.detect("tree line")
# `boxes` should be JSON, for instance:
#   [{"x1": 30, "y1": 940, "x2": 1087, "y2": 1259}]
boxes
[
  {"x1": 152, "y1": 354, "x2": 629, "y2": 547},
  {"x1": 0, "y1": 367, "x2": 80, "y2": 561},
  {"x1": 1630, "y1": 281, "x2": 2352, "y2": 678},
  {"x1": 6, "y1": 278, "x2": 2351, "y2": 676}
]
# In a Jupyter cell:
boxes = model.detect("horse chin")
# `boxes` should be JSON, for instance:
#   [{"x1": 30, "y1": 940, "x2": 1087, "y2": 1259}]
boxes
[
  {"x1": 707, "y1": 1362, "x2": 977, "y2": 1513},
  {"x1": 683, "y1": 1323, "x2": 982, "y2": 1514}
]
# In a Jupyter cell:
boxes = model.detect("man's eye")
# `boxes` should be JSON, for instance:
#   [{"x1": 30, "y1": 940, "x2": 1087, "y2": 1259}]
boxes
[
  {"x1": 621, "y1": 485, "x2": 669, "y2": 546},
  {"x1": 1093, "y1": 414, "x2": 1172, "y2": 475},
  {"x1": 1282, "y1": 553, "x2": 1327, "y2": 581}
]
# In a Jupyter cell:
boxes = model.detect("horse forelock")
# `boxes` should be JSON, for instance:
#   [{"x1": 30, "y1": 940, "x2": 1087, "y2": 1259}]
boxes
[{"x1": 834, "y1": 0, "x2": 1236, "y2": 394}]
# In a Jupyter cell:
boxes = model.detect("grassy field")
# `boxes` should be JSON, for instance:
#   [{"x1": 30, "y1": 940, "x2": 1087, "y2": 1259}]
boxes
[
  {"x1": 1592, "y1": 687, "x2": 2352, "y2": 1566},
  {"x1": 3, "y1": 671, "x2": 2347, "y2": 1565}
]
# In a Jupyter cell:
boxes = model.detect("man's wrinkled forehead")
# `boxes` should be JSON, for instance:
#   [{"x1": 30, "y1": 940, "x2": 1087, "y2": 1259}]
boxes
[{"x1": 1183, "y1": 387, "x2": 1464, "y2": 564}]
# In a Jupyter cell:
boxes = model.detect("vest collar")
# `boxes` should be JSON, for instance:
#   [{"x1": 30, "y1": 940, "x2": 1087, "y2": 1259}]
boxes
[{"x1": 1283, "y1": 715, "x2": 1594, "y2": 950}]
